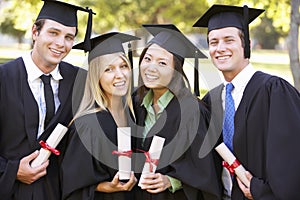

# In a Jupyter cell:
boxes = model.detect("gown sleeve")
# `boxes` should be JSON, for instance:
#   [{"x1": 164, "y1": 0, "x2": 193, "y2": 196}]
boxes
[
  {"x1": 168, "y1": 99, "x2": 222, "y2": 200},
  {"x1": 0, "y1": 64, "x2": 22, "y2": 198},
  {"x1": 0, "y1": 157, "x2": 20, "y2": 198},
  {"x1": 251, "y1": 77, "x2": 300, "y2": 199},
  {"x1": 61, "y1": 123, "x2": 110, "y2": 200}
]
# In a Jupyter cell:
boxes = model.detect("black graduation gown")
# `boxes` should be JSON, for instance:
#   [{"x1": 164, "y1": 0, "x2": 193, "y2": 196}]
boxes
[
  {"x1": 132, "y1": 90, "x2": 221, "y2": 200},
  {"x1": 61, "y1": 110, "x2": 135, "y2": 200},
  {"x1": 203, "y1": 71, "x2": 300, "y2": 199},
  {"x1": 0, "y1": 57, "x2": 86, "y2": 200}
]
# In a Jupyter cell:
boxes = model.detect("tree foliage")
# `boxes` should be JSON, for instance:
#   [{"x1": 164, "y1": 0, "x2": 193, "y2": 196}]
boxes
[
  {"x1": 0, "y1": 0, "x2": 291, "y2": 44},
  {"x1": 86, "y1": 0, "x2": 210, "y2": 34},
  {"x1": 211, "y1": 0, "x2": 290, "y2": 48},
  {"x1": 0, "y1": 0, "x2": 211, "y2": 40}
]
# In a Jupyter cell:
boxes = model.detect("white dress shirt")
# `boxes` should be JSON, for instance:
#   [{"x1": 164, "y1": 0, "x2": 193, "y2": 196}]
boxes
[
  {"x1": 22, "y1": 52, "x2": 63, "y2": 137},
  {"x1": 221, "y1": 64, "x2": 256, "y2": 199}
]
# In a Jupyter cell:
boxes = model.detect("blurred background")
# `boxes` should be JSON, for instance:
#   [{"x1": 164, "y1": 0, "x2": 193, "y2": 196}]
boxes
[{"x1": 0, "y1": 0, "x2": 298, "y2": 95}]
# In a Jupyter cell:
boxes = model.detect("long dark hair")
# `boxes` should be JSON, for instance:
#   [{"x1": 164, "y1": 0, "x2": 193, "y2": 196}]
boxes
[{"x1": 135, "y1": 43, "x2": 192, "y2": 104}]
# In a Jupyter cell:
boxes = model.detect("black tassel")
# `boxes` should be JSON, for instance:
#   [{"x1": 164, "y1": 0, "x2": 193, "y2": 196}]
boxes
[
  {"x1": 194, "y1": 50, "x2": 200, "y2": 96},
  {"x1": 128, "y1": 42, "x2": 133, "y2": 68},
  {"x1": 83, "y1": 8, "x2": 95, "y2": 52},
  {"x1": 243, "y1": 5, "x2": 250, "y2": 58},
  {"x1": 128, "y1": 42, "x2": 134, "y2": 92}
]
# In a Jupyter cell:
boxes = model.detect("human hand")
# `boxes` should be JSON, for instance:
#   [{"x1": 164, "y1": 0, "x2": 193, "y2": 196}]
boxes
[
  {"x1": 140, "y1": 173, "x2": 171, "y2": 193},
  {"x1": 16, "y1": 150, "x2": 49, "y2": 184},
  {"x1": 96, "y1": 171, "x2": 137, "y2": 193},
  {"x1": 237, "y1": 171, "x2": 253, "y2": 199}
]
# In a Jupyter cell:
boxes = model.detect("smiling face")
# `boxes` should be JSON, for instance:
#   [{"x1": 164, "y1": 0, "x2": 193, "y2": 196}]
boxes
[
  {"x1": 140, "y1": 44, "x2": 175, "y2": 95},
  {"x1": 31, "y1": 19, "x2": 76, "y2": 73},
  {"x1": 208, "y1": 27, "x2": 249, "y2": 81},
  {"x1": 99, "y1": 55, "x2": 131, "y2": 99}
]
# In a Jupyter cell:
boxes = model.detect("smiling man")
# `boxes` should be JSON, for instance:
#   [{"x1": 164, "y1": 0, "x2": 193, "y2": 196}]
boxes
[
  {"x1": 0, "y1": 0, "x2": 93, "y2": 199},
  {"x1": 194, "y1": 4, "x2": 300, "y2": 200}
]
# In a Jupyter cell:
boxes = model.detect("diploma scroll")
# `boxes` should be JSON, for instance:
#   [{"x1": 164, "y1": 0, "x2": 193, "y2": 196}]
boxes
[
  {"x1": 138, "y1": 135, "x2": 165, "y2": 187},
  {"x1": 31, "y1": 123, "x2": 68, "y2": 168},
  {"x1": 116, "y1": 127, "x2": 131, "y2": 180},
  {"x1": 215, "y1": 142, "x2": 250, "y2": 187}
]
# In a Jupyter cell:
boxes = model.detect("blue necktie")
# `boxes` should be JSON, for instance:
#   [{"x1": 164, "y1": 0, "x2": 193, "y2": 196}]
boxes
[{"x1": 223, "y1": 83, "x2": 235, "y2": 151}]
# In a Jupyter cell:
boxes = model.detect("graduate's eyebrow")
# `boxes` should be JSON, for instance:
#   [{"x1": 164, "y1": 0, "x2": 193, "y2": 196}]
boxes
[
  {"x1": 47, "y1": 27, "x2": 76, "y2": 38},
  {"x1": 145, "y1": 52, "x2": 171, "y2": 63}
]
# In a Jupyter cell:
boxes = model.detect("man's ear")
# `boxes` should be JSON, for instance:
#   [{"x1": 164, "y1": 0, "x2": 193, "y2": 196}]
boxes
[{"x1": 32, "y1": 24, "x2": 38, "y2": 37}]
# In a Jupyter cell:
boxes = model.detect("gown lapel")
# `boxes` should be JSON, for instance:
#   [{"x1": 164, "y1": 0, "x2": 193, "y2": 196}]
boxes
[{"x1": 21, "y1": 65, "x2": 39, "y2": 147}]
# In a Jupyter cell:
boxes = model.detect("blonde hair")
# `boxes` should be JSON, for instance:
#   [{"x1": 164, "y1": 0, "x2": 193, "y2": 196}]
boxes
[{"x1": 69, "y1": 52, "x2": 134, "y2": 125}]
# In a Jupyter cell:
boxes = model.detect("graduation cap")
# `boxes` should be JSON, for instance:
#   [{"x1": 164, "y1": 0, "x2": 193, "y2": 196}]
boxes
[
  {"x1": 193, "y1": 4, "x2": 264, "y2": 58},
  {"x1": 74, "y1": 32, "x2": 140, "y2": 93},
  {"x1": 142, "y1": 24, "x2": 207, "y2": 96},
  {"x1": 73, "y1": 32, "x2": 140, "y2": 63},
  {"x1": 37, "y1": 0, "x2": 95, "y2": 51}
]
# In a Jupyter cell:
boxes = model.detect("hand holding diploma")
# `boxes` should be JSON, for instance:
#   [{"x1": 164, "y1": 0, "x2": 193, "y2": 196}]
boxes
[
  {"x1": 31, "y1": 123, "x2": 68, "y2": 168},
  {"x1": 138, "y1": 135, "x2": 165, "y2": 187},
  {"x1": 17, "y1": 150, "x2": 49, "y2": 184},
  {"x1": 95, "y1": 172, "x2": 137, "y2": 193},
  {"x1": 215, "y1": 142, "x2": 250, "y2": 187},
  {"x1": 237, "y1": 171, "x2": 253, "y2": 199}
]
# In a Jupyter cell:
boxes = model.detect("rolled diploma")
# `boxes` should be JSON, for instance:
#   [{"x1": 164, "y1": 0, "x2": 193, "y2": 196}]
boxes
[
  {"x1": 138, "y1": 135, "x2": 165, "y2": 187},
  {"x1": 31, "y1": 123, "x2": 68, "y2": 168},
  {"x1": 215, "y1": 142, "x2": 250, "y2": 187},
  {"x1": 117, "y1": 127, "x2": 131, "y2": 180}
]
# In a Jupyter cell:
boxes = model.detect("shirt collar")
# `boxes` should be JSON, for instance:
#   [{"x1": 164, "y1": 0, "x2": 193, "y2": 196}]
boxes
[
  {"x1": 224, "y1": 63, "x2": 256, "y2": 91},
  {"x1": 141, "y1": 89, "x2": 153, "y2": 108},
  {"x1": 22, "y1": 52, "x2": 63, "y2": 82},
  {"x1": 141, "y1": 89, "x2": 174, "y2": 111}
]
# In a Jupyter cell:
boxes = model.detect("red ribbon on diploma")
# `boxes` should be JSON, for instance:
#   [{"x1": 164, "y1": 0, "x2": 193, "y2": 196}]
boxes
[
  {"x1": 143, "y1": 151, "x2": 159, "y2": 173},
  {"x1": 39, "y1": 140, "x2": 60, "y2": 155},
  {"x1": 112, "y1": 150, "x2": 133, "y2": 158},
  {"x1": 137, "y1": 149, "x2": 158, "y2": 172},
  {"x1": 135, "y1": 149, "x2": 159, "y2": 172},
  {"x1": 222, "y1": 160, "x2": 240, "y2": 175}
]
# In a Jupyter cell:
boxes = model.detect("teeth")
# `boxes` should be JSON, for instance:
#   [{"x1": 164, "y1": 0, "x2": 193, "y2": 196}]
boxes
[
  {"x1": 50, "y1": 48, "x2": 62, "y2": 55},
  {"x1": 217, "y1": 56, "x2": 230, "y2": 60},
  {"x1": 145, "y1": 74, "x2": 158, "y2": 80},
  {"x1": 113, "y1": 81, "x2": 125, "y2": 87}
]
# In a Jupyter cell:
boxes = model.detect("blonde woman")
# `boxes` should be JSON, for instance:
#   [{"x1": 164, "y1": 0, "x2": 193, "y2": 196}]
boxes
[{"x1": 61, "y1": 32, "x2": 139, "y2": 200}]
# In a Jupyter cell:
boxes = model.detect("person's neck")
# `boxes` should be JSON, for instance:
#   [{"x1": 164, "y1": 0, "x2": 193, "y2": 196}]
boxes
[
  {"x1": 223, "y1": 60, "x2": 249, "y2": 82},
  {"x1": 152, "y1": 88, "x2": 168, "y2": 105},
  {"x1": 31, "y1": 49, "x2": 56, "y2": 74},
  {"x1": 107, "y1": 96, "x2": 127, "y2": 127}
]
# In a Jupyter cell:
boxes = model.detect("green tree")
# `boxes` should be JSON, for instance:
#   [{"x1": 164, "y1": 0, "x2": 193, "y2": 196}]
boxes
[
  {"x1": 84, "y1": 0, "x2": 209, "y2": 34},
  {"x1": 251, "y1": 17, "x2": 283, "y2": 49},
  {"x1": 0, "y1": 15, "x2": 25, "y2": 44},
  {"x1": 0, "y1": 0, "x2": 291, "y2": 46},
  {"x1": 211, "y1": 0, "x2": 290, "y2": 49},
  {"x1": 0, "y1": 0, "x2": 41, "y2": 46},
  {"x1": 84, "y1": 0, "x2": 210, "y2": 55}
]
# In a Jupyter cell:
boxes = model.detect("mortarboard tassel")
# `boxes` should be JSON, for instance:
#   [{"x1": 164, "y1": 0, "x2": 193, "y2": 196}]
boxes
[
  {"x1": 128, "y1": 42, "x2": 134, "y2": 92},
  {"x1": 128, "y1": 42, "x2": 133, "y2": 68},
  {"x1": 243, "y1": 5, "x2": 250, "y2": 58},
  {"x1": 194, "y1": 50, "x2": 200, "y2": 96},
  {"x1": 83, "y1": 8, "x2": 95, "y2": 52}
]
